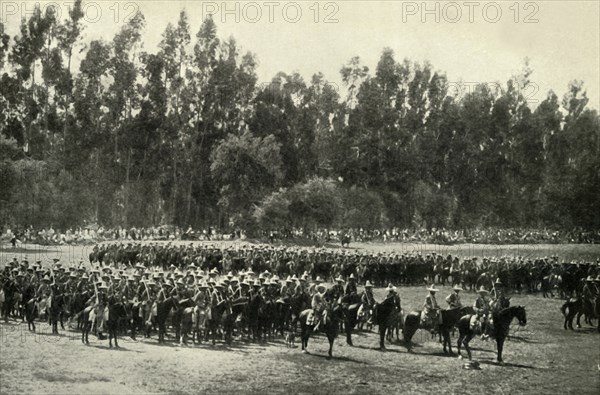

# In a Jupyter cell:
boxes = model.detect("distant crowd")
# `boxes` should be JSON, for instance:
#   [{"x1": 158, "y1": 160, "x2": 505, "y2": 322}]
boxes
[
  {"x1": 2, "y1": 225, "x2": 599, "y2": 247},
  {"x1": 263, "y1": 227, "x2": 600, "y2": 245}
]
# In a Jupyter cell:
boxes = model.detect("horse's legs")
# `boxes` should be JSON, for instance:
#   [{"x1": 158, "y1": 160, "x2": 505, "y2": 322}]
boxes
[
  {"x1": 379, "y1": 327, "x2": 386, "y2": 350},
  {"x1": 463, "y1": 333, "x2": 475, "y2": 360},
  {"x1": 457, "y1": 333, "x2": 463, "y2": 357},
  {"x1": 576, "y1": 312, "x2": 583, "y2": 329},
  {"x1": 327, "y1": 335, "x2": 334, "y2": 358},
  {"x1": 114, "y1": 330, "x2": 119, "y2": 348},
  {"x1": 346, "y1": 326, "x2": 353, "y2": 346},
  {"x1": 496, "y1": 338, "x2": 504, "y2": 363}
]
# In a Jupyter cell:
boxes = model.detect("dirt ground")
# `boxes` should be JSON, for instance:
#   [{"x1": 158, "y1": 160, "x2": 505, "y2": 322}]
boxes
[{"x1": 1, "y1": 242, "x2": 599, "y2": 395}]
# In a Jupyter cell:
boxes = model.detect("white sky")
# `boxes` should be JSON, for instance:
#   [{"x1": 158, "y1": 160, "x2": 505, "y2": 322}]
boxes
[{"x1": 2, "y1": 1, "x2": 599, "y2": 109}]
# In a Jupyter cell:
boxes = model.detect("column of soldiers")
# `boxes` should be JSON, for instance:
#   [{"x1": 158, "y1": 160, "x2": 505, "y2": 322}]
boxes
[{"x1": 1, "y1": 252, "x2": 599, "y2": 341}]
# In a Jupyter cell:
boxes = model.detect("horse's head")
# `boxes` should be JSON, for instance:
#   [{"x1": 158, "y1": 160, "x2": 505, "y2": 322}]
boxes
[{"x1": 515, "y1": 305, "x2": 527, "y2": 326}]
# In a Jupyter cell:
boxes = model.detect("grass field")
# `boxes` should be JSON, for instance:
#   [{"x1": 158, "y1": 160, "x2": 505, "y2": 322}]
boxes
[{"x1": 1, "y1": 242, "x2": 599, "y2": 395}]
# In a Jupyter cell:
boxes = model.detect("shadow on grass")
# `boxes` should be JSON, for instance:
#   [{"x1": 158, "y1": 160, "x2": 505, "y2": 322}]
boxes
[
  {"x1": 506, "y1": 335, "x2": 543, "y2": 343},
  {"x1": 304, "y1": 352, "x2": 368, "y2": 364},
  {"x1": 86, "y1": 344, "x2": 143, "y2": 353},
  {"x1": 478, "y1": 359, "x2": 536, "y2": 369}
]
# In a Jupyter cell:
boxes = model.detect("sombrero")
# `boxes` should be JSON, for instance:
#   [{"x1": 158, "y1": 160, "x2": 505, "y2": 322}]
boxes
[
  {"x1": 364, "y1": 280, "x2": 374, "y2": 288},
  {"x1": 453, "y1": 285, "x2": 463, "y2": 291},
  {"x1": 477, "y1": 286, "x2": 489, "y2": 294},
  {"x1": 426, "y1": 285, "x2": 438, "y2": 292}
]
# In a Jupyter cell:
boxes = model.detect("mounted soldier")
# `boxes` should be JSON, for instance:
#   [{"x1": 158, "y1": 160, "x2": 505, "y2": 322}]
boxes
[
  {"x1": 470, "y1": 286, "x2": 490, "y2": 339},
  {"x1": 309, "y1": 283, "x2": 328, "y2": 330},
  {"x1": 445, "y1": 285, "x2": 463, "y2": 309},
  {"x1": 420, "y1": 285, "x2": 441, "y2": 333}
]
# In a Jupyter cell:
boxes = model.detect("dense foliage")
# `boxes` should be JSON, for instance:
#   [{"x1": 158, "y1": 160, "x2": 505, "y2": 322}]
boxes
[{"x1": 1, "y1": 5, "x2": 599, "y2": 232}]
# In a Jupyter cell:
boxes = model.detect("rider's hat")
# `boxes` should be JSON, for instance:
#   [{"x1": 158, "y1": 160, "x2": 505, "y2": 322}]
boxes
[
  {"x1": 494, "y1": 278, "x2": 503, "y2": 285},
  {"x1": 285, "y1": 276, "x2": 293, "y2": 283},
  {"x1": 426, "y1": 285, "x2": 438, "y2": 292},
  {"x1": 477, "y1": 286, "x2": 489, "y2": 294},
  {"x1": 387, "y1": 284, "x2": 396, "y2": 292},
  {"x1": 453, "y1": 285, "x2": 463, "y2": 291},
  {"x1": 364, "y1": 280, "x2": 374, "y2": 288},
  {"x1": 585, "y1": 276, "x2": 594, "y2": 282},
  {"x1": 335, "y1": 276, "x2": 344, "y2": 283},
  {"x1": 314, "y1": 276, "x2": 323, "y2": 283},
  {"x1": 348, "y1": 273, "x2": 356, "y2": 280}
]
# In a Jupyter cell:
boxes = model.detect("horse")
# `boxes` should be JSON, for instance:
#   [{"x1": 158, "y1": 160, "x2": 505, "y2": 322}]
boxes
[
  {"x1": 456, "y1": 305, "x2": 527, "y2": 363},
  {"x1": 561, "y1": 298, "x2": 597, "y2": 330},
  {"x1": 105, "y1": 302, "x2": 129, "y2": 348},
  {"x1": 339, "y1": 294, "x2": 362, "y2": 346},
  {"x1": 541, "y1": 274, "x2": 559, "y2": 298},
  {"x1": 177, "y1": 299, "x2": 197, "y2": 346},
  {"x1": 48, "y1": 294, "x2": 66, "y2": 334},
  {"x1": 205, "y1": 299, "x2": 230, "y2": 345},
  {"x1": 372, "y1": 294, "x2": 401, "y2": 350},
  {"x1": 438, "y1": 306, "x2": 474, "y2": 354},
  {"x1": 154, "y1": 297, "x2": 178, "y2": 344},
  {"x1": 297, "y1": 304, "x2": 344, "y2": 358},
  {"x1": 247, "y1": 292, "x2": 264, "y2": 341},
  {"x1": 25, "y1": 298, "x2": 39, "y2": 332}
]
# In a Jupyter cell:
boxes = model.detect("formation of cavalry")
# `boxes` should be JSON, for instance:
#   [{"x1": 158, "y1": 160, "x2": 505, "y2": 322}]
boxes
[{"x1": 1, "y1": 242, "x2": 599, "y2": 364}]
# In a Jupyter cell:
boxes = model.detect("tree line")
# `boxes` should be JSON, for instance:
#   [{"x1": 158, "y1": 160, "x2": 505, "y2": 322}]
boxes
[{"x1": 1, "y1": 3, "x2": 598, "y2": 233}]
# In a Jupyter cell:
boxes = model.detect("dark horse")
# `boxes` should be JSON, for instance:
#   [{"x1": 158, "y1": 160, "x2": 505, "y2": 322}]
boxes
[
  {"x1": 48, "y1": 294, "x2": 66, "y2": 334},
  {"x1": 298, "y1": 304, "x2": 345, "y2": 358},
  {"x1": 404, "y1": 306, "x2": 475, "y2": 354},
  {"x1": 561, "y1": 298, "x2": 597, "y2": 330},
  {"x1": 155, "y1": 297, "x2": 178, "y2": 344},
  {"x1": 456, "y1": 305, "x2": 527, "y2": 363},
  {"x1": 372, "y1": 294, "x2": 401, "y2": 350},
  {"x1": 105, "y1": 301, "x2": 129, "y2": 348},
  {"x1": 25, "y1": 298, "x2": 39, "y2": 332},
  {"x1": 339, "y1": 294, "x2": 362, "y2": 346}
]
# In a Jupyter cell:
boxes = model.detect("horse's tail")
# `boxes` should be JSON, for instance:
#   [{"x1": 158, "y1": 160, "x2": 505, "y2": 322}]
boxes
[{"x1": 560, "y1": 301, "x2": 569, "y2": 317}]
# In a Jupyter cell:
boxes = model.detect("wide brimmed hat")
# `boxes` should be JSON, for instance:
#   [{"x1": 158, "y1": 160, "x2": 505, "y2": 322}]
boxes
[
  {"x1": 315, "y1": 276, "x2": 323, "y2": 283},
  {"x1": 364, "y1": 280, "x2": 374, "y2": 288},
  {"x1": 285, "y1": 276, "x2": 293, "y2": 283},
  {"x1": 335, "y1": 276, "x2": 344, "y2": 282},
  {"x1": 477, "y1": 286, "x2": 489, "y2": 294},
  {"x1": 453, "y1": 285, "x2": 463, "y2": 291},
  {"x1": 494, "y1": 278, "x2": 503, "y2": 285},
  {"x1": 349, "y1": 273, "x2": 356, "y2": 280},
  {"x1": 427, "y1": 285, "x2": 438, "y2": 292},
  {"x1": 386, "y1": 284, "x2": 395, "y2": 292},
  {"x1": 585, "y1": 276, "x2": 594, "y2": 282}
]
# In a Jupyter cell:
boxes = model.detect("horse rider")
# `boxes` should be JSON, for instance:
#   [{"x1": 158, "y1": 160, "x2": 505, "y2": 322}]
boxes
[
  {"x1": 330, "y1": 276, "x2": 345, "y2": 302},
  {"x1": 445, "y1": 285, "x2": 463, "y2": 309},
  {"x1": 359, "y1": 280, "x2": 376, "y2": 325},
  {"x1": 420, "y1": 285, "x2": 441, "y2": 333},
  {"x1": 344, "y1": 274, "x2": 358, "y2": 297},
  {"x1": 582, "y1": 276, "x2": 596, "y2": 313},
  {"x1": 471, "y1": 286, "x2": 490, "y2": 339},
  {"x1": 280, "y1": 276, "x2": 295, "y2": 302},
  {"x1": 310, "y1": 283, "x2": 328, "y2": 331},
  {"x1": 309, "y1": 276, "x2": 323, "y2": 296},
  {"x1": 491, "y1": 278, "x2": 509, "y2": 313}
]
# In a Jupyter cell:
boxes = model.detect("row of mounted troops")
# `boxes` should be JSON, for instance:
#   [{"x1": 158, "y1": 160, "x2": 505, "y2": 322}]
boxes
[
  {"x1": 1, "y1": 255, "x2": 597, "y2": 361},
  {"x1": 89, "y1": 243, "x2": 600, "y2": 297},
  {"x1": 0, "y1": 255, "x2": 538, "y2": 362}
]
